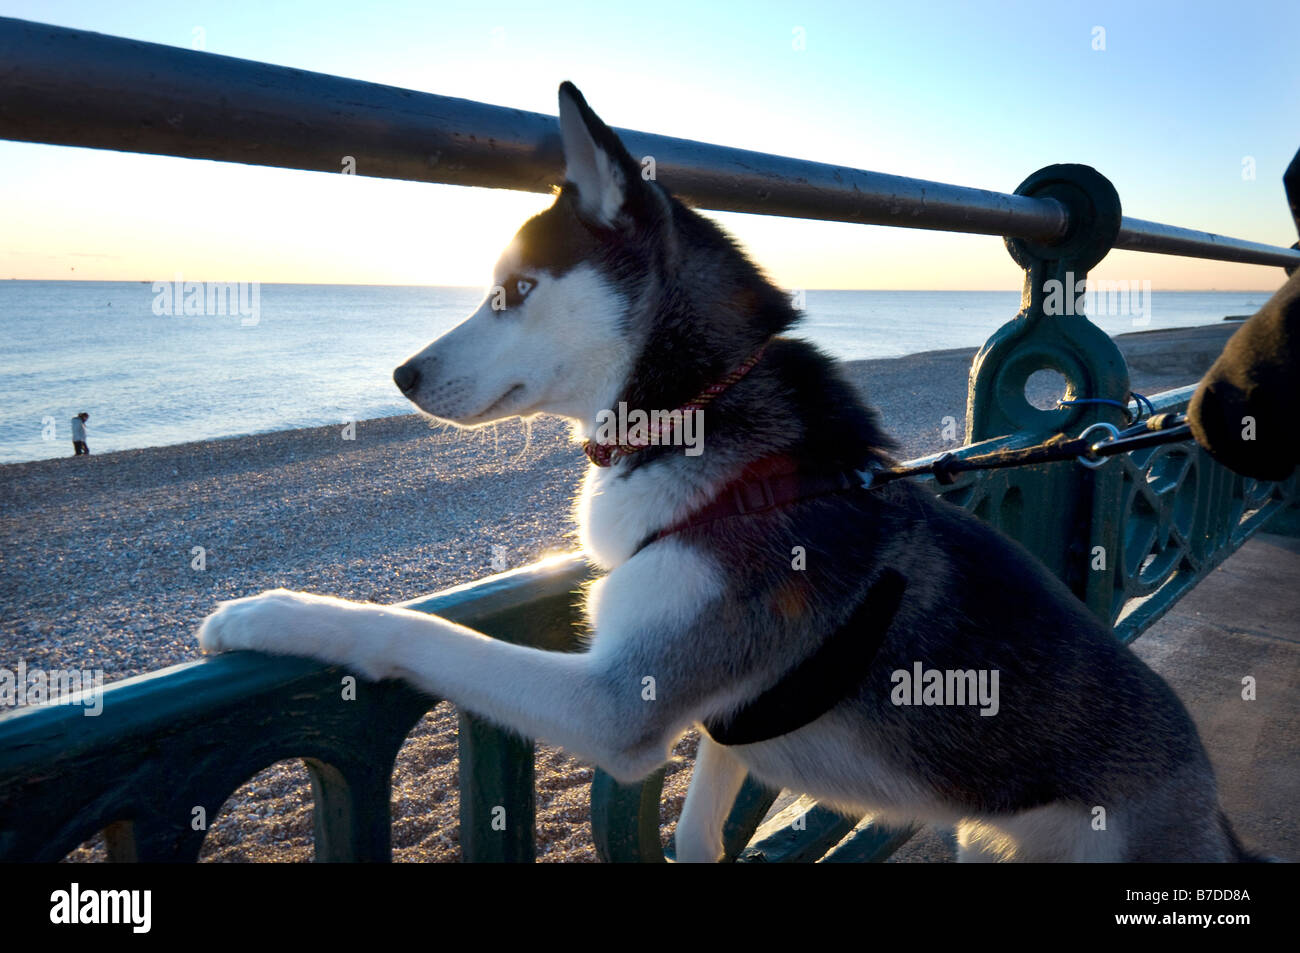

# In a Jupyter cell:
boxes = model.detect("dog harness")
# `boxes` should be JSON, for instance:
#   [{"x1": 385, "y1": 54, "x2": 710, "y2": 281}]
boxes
[
  {"x1": 702, "y1": 568, "x2": 906, "y2": 746},
  {"x1": 631, "y1": 454, "x2": 910, "y2": 746},
  {"x1": 632, "y1": 459, "x2": 879, "y2": 556},
  {"x1": 582, "y1": 345, "x2": 908, "y2": 744}
]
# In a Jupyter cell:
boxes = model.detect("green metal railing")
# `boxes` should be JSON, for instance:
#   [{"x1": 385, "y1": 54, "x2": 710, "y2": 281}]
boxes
[{"x1": 1, "y1": 17, "x2": 1297, "y2": 862}]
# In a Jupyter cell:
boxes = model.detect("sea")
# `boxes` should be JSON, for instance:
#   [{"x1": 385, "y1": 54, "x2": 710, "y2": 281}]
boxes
[{"x1": 0, "y1": 280, "x2": 1275, "y2": 464}]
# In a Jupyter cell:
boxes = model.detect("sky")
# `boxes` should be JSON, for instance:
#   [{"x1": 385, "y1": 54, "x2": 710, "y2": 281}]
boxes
[{"x1": 2, "y1": 0, "x2": 1298, "y2": 290}]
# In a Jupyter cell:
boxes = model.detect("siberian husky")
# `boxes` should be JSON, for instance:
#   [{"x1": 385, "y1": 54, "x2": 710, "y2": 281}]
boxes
[{"x1": 200, "y1": 83, "x2": 1259, "y2": 862}]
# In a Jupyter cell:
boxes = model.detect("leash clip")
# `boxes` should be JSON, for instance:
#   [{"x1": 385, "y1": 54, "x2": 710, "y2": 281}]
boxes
[{"x1": 1076, "y1": 422, "x2": 1122, "y2": 469}]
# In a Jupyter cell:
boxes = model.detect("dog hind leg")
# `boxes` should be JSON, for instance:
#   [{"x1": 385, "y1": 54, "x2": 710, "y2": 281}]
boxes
[
  {"x1": 675, "y1": 735, "x2": 748, "y2": 863},
  {"x1": 958, "y1": 804, "x2": 1124, "y2": 862}
]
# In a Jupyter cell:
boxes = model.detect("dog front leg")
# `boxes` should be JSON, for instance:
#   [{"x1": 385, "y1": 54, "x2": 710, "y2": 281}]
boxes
[
  {"x1": 674, "y1": 734, "x2": 748, "y2": 863},
  {"x1": 198, "y1": 588, "x2": 674, "y2": 782}
]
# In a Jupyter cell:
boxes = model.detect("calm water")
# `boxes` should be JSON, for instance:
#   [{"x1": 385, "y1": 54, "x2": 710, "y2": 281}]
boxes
[{"x1": 0, "y1": 281, "x2": 1274, "y2": 463}]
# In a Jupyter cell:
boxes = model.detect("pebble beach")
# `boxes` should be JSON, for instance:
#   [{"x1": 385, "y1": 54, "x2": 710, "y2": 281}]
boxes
[{"x1": 0, "y1": 325, "x2": 1236, "y2": 862}]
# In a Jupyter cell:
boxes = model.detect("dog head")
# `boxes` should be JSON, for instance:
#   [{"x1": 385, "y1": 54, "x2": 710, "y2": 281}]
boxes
[
  {"x1": 393, "y1": 82, "x2": 675, "y2": 430},
  {"x1": 395, "y1": 83, "x2": 796, "y2": 433}
]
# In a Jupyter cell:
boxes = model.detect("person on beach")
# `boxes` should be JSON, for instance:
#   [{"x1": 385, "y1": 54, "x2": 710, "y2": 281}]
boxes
[{"x1": 71, "y1": 412, "x2": 89, "y2": 456}]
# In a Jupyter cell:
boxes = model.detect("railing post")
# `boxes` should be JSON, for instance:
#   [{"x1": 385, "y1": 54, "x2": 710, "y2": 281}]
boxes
[
  {"x1": 457, "y1": 713, "x2": 536, "y2": 862},
  {"x1": 590, "y1": 768, "x2": 667, "y2": 863},
  {"x1": 968, "y1": 164, "x2": 1128, "y2": 442},
  {"x1": 305, "y1": 756, "x2": 398, "y2": 863},
  {"x1": 966, "y1": 165, "x2": 1129, "y2": 612}
]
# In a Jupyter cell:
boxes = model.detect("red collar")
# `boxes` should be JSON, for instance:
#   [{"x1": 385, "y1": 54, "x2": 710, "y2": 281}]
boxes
[
  {"x1": 582, "y1": 342, "x2": 769, "y2": 467},
  {"x1": 631, "y1": 455, "x2": 875, "y2": 556}
]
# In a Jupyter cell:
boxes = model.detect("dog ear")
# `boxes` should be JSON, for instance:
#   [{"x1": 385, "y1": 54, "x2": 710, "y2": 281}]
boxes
[{"x1": 558, "y1": 82, "x2": 646, "y2": 228}]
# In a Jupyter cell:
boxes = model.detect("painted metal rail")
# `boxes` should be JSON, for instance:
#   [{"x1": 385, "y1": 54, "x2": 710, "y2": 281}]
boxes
[{"x1": 0, "y1": 15, "x2": 1297, "y2": 863}]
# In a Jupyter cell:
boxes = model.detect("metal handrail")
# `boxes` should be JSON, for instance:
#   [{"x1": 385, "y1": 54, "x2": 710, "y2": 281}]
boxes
[
  {"x1": 3, "y1": 16, "x2": 1297, "y2": 269},
  {"x1": 1115, "y1": 218, "x2": 1299, "y2": 268}
]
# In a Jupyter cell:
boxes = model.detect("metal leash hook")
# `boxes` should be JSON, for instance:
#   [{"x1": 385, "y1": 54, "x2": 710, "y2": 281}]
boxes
[{"x1": 1076, "y1": 422, "x2": 1122, "y2": 469}]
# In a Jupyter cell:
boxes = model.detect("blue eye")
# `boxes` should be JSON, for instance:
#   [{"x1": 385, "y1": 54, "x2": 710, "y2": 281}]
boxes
[{"x1": 496, "y1": 275, "x2": 536, "y2": 311}]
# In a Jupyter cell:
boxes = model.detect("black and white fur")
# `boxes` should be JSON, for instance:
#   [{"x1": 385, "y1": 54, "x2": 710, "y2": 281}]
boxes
[{"x1": 200, "y1": 83, "x2": 1258, "y2": 862}]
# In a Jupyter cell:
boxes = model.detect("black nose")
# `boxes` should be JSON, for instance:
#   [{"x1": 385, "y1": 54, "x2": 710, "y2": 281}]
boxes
[{"x1": 393, "y1": 363, "x2": 419, "y2": 394}]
